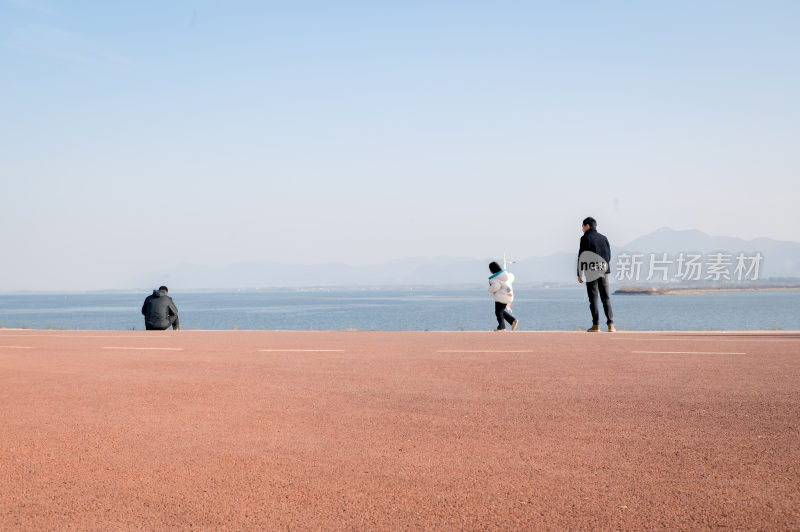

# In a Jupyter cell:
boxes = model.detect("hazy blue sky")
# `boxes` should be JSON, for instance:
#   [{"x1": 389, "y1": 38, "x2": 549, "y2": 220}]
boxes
[{"x1": 1, "y1": 1, "x2": 798, "y2": 290}]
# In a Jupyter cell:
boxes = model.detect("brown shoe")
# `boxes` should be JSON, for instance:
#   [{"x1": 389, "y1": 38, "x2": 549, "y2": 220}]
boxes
[
  {"x1": 512, "y1": 319, "x2": 520, "y2": 331},
  {"x1": 586, "y1": 325, "x2": 601, "y2": 332},
  {"x1": 607, "y1": 324, "x2": 616, "y2": 332}
]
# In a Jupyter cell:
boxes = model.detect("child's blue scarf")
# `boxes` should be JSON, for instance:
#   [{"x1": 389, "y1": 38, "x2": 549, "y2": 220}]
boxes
[{"x1": 488, "y1": 270, "x2": 505, "y2": 279}]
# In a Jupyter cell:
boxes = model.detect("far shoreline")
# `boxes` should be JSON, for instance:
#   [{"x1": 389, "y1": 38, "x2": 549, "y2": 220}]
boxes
[{"x1": 614, "y1": 285, "x2": 800, "y2": 296}]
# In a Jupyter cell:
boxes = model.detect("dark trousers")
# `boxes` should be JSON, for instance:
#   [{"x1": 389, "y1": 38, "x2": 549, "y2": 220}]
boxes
[
  {"x1": 145, "y1": 314, "x2": 180, "y2": 330},
  {"x1": 494, "y1": 302, "x2": 516, "y2": 330},
  {"x1": 586, "y1": 275, "x2": 613, "y2": 325}
]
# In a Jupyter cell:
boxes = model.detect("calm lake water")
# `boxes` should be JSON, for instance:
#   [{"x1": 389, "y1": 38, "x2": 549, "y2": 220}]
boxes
[{"x1": 0, "y1": 288, "x2": 797, "y2": 331}]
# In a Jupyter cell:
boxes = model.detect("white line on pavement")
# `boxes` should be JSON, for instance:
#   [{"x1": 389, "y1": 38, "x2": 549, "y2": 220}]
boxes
[
  {"x1": 632, "y1": 350, "x2": 746, "y2": 355},
  {"x1": 0, "y1": 334, "x2": 175, "y2": 338},
  {"x1": 0, "y1": 345, "x2": 33, "y2": 349},
  {"x1": 437, "y1": 350, "x2": 534, "y2": 353},
  {"x1": 102, "y1": 347, "x2": 184, "y2": 351},
  {"x1": 258, "y1": 349, "x2": 345, "y2": 352},
  {"x1": 612, "y1": 337, "x2": 798, "y2": 342}
]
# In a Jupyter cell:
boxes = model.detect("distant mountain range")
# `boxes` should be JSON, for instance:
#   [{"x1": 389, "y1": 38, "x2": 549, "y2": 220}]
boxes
[
  {"x1": 618, "y1": 227, "x2": 800, "y2": 283},
  {"x1": 138, "y1": 228, "x2": 800, "y2": 289}
]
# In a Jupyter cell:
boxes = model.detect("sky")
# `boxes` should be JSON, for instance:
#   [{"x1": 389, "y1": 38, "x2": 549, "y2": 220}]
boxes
[{"x1": 1, "y1": 1, "x2": 798, "y2": 290}]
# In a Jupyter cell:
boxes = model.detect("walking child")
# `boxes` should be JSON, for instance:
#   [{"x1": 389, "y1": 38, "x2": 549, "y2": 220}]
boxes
[{"x1": 488, "y1": 261, "x2": 519, "y2": 331}]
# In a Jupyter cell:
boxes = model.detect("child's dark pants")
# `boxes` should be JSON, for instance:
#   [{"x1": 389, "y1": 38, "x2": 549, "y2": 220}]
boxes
[{"x1": 494, "y1": 302, "x2": 515, "y2": 330}]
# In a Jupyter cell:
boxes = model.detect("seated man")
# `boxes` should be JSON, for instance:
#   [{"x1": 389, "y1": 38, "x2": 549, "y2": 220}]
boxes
[{"x1": 141, "y1": 285, "x2": 180, "y2": 330}]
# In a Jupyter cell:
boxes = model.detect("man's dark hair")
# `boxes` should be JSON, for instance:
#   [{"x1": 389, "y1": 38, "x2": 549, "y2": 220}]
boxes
[
  {"x1": 582, "y1": 217, "x2": 597, "y2": 228},
  {"x1": 159, "y1": 285, "x2": 169, "y2": 293},
  {"x1": 489, "y1": 261, "x2": 502, "y2": 274}
]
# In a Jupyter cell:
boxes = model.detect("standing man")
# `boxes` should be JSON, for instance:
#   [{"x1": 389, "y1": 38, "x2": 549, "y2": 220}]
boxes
[
  {"x1": 577, "y1": 217, "x2": 615, "y2": 332},
  {"x1": 141, "y1": 285, "x2": 180, "y2": 330}
]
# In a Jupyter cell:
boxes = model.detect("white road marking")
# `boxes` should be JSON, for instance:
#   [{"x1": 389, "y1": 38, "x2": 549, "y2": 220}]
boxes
[
  {"x1": 258, "y1": 349, "x2": 345, "y2": 352},
  {"x1": 632, "y1": 350, "x2": 746, "y2": 355},
  {"x1": 437, "y1": 350, "x2": 534, "y2": 353},
  {"x1": 0, "y1": 345, "x2": 33, "y2": 349},
  {"x1": 607, "y1": 331, "x2": 794, "y2": 334},
  {"x1": 612, "y1": 337, "x2": 798, "y2": 342},
  {"x1": 102, "y1": 347, "x2": 184, "y2": 351},
  {"x1": 0, "y1": 334, "x2": 175, "y2": 338}
]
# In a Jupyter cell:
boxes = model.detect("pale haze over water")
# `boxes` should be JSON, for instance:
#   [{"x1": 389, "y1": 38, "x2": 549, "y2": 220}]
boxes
[{"x1": 1, "y1": 2, "x2": 798, "y2": 292}]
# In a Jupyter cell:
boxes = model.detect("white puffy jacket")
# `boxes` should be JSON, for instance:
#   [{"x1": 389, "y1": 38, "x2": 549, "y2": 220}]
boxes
[{"x1": 488, "y1": 270, "x2": 515, "y2": 304}]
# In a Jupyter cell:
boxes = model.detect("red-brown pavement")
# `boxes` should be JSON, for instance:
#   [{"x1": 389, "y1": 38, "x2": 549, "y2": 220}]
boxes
[{"x1": 1, "y1": 330, "x2": 799, "y2": 530}]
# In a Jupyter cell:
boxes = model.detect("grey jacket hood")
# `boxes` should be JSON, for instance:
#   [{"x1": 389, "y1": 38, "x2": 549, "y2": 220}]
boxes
[{"x1": 152, "y1": 289, "x2": 167, "y2": 297}]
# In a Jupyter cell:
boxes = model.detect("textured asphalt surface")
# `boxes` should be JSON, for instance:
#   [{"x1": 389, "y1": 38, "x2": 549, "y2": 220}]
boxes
[{"x1": 1, "y1": 330, "x2": 798, "y2": 530}]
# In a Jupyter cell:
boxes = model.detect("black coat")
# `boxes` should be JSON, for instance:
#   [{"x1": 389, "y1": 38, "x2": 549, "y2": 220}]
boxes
[
  {"x1": 577, "y1": 228, "x2": 611, "y2": 277},
  {"x1": 141, "y1": 290, "x2": 179, "y2": 329}
]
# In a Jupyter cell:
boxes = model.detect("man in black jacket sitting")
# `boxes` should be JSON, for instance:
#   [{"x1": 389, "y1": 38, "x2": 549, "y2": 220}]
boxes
[
  {"x1": 141, "y1": 285, "x2": 180, "y2": 330},
  {"x1": 577, "y1": 217, "x2": 615, "y2": 332}
]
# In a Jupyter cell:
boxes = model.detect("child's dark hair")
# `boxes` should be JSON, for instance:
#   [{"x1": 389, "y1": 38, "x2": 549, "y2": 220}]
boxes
[{"x1": 489, "y1": 262, "x2": 502, "y2": 274}]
